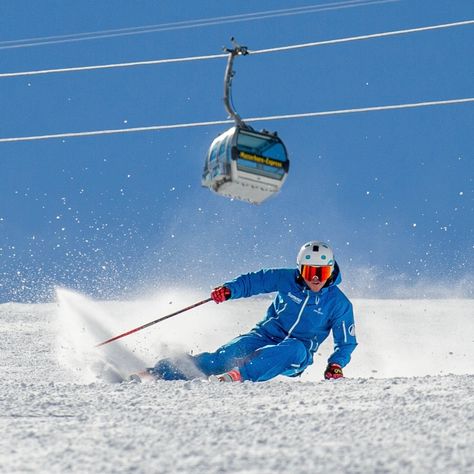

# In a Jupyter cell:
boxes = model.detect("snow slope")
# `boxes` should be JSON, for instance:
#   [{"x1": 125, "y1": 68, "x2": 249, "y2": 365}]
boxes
[{"x1": 1, "y1": 290, "x2": 473, "y2": 473}]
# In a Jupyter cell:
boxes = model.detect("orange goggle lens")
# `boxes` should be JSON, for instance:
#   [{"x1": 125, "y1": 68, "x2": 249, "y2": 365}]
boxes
[{"x1": 300, "y1": 265, "x2": 333, "y2": 281}]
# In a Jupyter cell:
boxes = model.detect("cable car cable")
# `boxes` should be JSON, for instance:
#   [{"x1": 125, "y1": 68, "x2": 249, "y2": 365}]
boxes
[
  {"x1": 250, "y1": 19, "x2": 474, "y2": 55},
  {"x1": 1, "y1": 19, "x2": 472, "y2": 79},
  {"x1": 0, "y1": 0, "x2": 399, "y2": 51},
  {"x1": 0, "y1": 97, "x2": 472, "y2": 144}
]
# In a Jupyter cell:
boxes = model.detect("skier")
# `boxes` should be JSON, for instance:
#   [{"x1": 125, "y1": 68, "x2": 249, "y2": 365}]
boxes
[{"x1": 133, "y1": 241, "x2": 357, "y2": 383}]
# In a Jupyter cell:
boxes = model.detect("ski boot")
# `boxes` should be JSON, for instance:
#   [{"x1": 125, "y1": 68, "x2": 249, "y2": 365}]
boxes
[
  {"x1": 209, "y1": 368, "x2": 242, "y2": 383},
  {"x1": 127, "y1": 368, "x2": 158, "y2": 383}
]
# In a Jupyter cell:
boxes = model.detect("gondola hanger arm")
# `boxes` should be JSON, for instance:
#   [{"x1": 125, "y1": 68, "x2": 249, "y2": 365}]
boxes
[{"x1": 223, "y1": 38, "x2": 250, "y2": 129}]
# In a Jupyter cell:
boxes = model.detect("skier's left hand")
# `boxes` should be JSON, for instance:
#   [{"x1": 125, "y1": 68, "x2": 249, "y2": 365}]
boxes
[
  {"x1": 324, "y1": 363, "x2": 343, "y2": 380},
  {"x1": 211, "y1": 286, "x2": 231, "y2": 303}
]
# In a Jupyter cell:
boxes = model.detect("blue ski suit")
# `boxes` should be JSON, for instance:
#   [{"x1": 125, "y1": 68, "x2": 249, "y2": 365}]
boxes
[{"x1": 152, "y1": 263, "x2": 357, "y2": 382}]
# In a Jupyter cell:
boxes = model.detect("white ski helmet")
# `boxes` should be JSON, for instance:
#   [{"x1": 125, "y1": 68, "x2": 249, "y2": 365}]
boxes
[{"x1": 296, "y1": 241, "x2": 335, "y2": 268}]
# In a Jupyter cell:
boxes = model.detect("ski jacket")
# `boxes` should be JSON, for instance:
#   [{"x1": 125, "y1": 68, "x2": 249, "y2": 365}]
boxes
[{"x1": 224, "y1": 264, "x2": 357, "y2": 368}]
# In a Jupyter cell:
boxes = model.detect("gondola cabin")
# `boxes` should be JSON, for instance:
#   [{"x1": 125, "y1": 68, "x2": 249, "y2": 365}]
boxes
[{"x1": 202, "y1": 126, "x2": 290, "y2": 204}]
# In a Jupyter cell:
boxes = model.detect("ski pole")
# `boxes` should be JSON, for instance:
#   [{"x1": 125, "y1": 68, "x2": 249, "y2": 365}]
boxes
[{"x1": 95, "y1": 297, "x2": 213, "y2": 347}]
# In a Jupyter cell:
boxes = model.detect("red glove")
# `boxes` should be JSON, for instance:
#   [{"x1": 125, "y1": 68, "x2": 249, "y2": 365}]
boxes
[
  {"x1": 324, "y1": 363, "x2": 343, "y2": 380},
  {"x1": 211, "y1": 286, "x2": 231, "y2": 304}
]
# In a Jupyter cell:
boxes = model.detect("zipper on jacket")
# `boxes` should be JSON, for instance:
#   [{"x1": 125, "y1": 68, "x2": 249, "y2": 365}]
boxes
[{"x1": 285, "y1": 292, "x2": 310, "y2": 339}]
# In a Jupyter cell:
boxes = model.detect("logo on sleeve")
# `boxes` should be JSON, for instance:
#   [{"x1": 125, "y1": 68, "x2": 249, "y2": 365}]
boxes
[{"x1": 348, "y1": 324, "x2": 356, "y2": 337}]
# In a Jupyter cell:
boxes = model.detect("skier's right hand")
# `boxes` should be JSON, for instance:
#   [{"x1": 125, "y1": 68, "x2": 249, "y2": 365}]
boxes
[{"x1": 211, "y1": 286, "x2": 231, "y2": 304}]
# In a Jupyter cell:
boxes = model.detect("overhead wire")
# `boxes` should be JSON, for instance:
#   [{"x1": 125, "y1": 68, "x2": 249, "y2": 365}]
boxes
[
  {"x1": 1, "y1": 17, "x2": 472, "y2": 144},
  {"x1": 1, "y1": 98, "x2": 472, "y2": 143},
  {"x1": 250, "y1": 19, "x2": 474, "y2": 54},
  {"x1": 0, "y1": 0, "x2": 398, "y2": 50},
  {"x1": 1, "y1": 19, "x2": 472, "y2": 79}
]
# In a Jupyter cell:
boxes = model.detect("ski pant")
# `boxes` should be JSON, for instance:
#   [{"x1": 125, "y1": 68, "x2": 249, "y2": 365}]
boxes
[{"x1": 151, "y1": 331, "x2": 312, "y2": 382}]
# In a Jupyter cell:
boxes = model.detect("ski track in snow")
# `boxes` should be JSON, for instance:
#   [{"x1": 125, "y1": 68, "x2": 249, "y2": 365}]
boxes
[{"x1": 1, "y1": 290, "x2": 473, "y2": 473}]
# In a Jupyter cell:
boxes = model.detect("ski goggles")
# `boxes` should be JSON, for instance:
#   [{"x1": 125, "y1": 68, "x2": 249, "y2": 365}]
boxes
[{"x1": 300, "y1": 264, "x2": 333, "y2": 282}]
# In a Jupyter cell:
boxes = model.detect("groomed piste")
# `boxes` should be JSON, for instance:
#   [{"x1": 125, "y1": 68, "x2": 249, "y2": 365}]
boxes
[{"x1": 1, "y1": 290, "x2": 473, "y2": 473}]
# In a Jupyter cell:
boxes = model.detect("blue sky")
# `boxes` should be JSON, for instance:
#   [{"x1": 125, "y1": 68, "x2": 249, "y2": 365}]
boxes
[{"x1": 0, "y1": 0, "x2": 473, "y2": 302}]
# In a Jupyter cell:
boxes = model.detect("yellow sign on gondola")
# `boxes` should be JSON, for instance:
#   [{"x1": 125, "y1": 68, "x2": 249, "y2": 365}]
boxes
[{"x1": 239, "y1": 151, "x2": 284, "y2": 168}]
